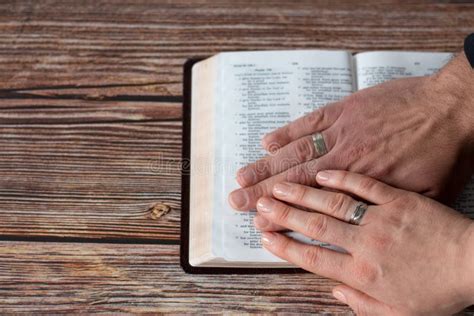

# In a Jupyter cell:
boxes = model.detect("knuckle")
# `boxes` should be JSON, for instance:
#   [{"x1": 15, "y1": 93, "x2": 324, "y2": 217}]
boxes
[
  {"x1": 326, "y1": 150, "x2": 344, "y2": 169},
  {"x1": 367, "y1": 232, "x2": 393, "y2": 252},
  {"x1": 344, "y1": 92, "x2": 364, "y2": 109},
  {"x1": 283, "y1": 125, "x2": 293, "y2": 141},
  {"x1": 292, "y1": 185, "x2": 308, "y2": 201},
  {"x1": 254, "y1": 158, "x2": 272, "y2": 177},
  {"x1": 366, "y1": 163, "x2": 392, "y2": 180},
  {"x1": 302, "y1": 246, "x2": 321, "y2": 267},
  {"x1": 382, "y1": 204, "x2": 408, "y2": 229},
  {"x1": 349, "y1": 142, "x2": 371, "y2": 161},
  {"x1": 302, "y1": 161, "x2": 317, "y2": 178},
  {"x1": 285, "y1": 167, "x2": 299, "y2": 183},
  {"x1": 385, "y1": 212, "x2": 404, "y2": 229},
  {"x1": 279, "y1": 156, "x2": 294, "y2": 172},
  {"x1": 249, "y1": 183, "x2": 267, "y2": 200},
  {"x1": 304, "y1": 109, "x2": 324, "y2": 130},
  {"x1": 300, "y1": 161, "x2": 319, "y2": 185},
  {"x1": 294, "y1": 138, "x2": 314, "y2": 162},
  {"x1": 305, "y1": 215, "x2": 328, "y2": 239},
  {"x1": 276, "y1": 203, "x2": 293, "y2": 223},
  {"x1": 358, "y1": 177, "x2": 378, "y2": 195},
  {"x1": 327, "y1": 193, "x2": 347, "y2": 216},
  {"x1": 337, "y1": 170, "x2": 350, "y2": 186},
  {"x1": 354, "y1": 261, "x2": 379, "y2": 288},
  {"x1": 340, "y1": 145, "x2": 370, "y2": 171},
  {"x1": 273, "y1": 235, "x2": 291, "y2": 254},
  {"x1": 286, "y1": 165, "x2": 311, "y2": 185},
  {"x1": 391, "y1": 194, "x2": 418, "y2": 215},
  {"x1": 300, "y1": 171, "x2": 313, "y2": 185}
]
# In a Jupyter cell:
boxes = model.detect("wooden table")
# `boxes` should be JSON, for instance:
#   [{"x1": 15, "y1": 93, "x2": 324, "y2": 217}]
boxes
[{"x1": 0, "y1": 1, "x2": 473, "y2": 313}]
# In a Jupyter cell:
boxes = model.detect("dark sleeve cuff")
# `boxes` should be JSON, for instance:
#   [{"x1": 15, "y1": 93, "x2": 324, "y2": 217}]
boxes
[{"x1": 464, "y1": 33, "x2": 474, "y2": 69}]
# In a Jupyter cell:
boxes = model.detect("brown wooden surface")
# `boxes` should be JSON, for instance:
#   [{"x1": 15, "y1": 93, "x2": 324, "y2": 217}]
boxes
[
  {"x1": 0, "y1": 98, "x2": 181, "y2": 240},
  {"x1": 0, "y1": 0, "x2": 473, "y2": 313},
  {"x1": 0, "y1": 242, "x2": 348, "y2": 314}
]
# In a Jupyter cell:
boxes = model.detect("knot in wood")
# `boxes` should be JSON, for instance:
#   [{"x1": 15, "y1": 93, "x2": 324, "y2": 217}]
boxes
[{"x1": 148, "y1": 203, "x2": 171, "y2": 220}]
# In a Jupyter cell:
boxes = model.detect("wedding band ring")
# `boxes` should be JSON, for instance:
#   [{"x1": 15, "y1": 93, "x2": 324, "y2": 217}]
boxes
[
  {"x1": 349, "y1": 202, "x2": 368, "y2": 225},
  {"x1": 311, "y1": 133, "x2": 328, "y2": 156}
]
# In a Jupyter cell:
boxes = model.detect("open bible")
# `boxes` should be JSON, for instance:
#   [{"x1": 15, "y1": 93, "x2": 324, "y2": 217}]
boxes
[{"x1": 181, "y1": 49, "x2": 474, "y2": 273}]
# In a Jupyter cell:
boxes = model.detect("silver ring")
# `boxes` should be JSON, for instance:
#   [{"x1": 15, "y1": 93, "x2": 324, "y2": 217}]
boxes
[
  {"x1": 349, "y1": 202, "x2": 368, "y2": 225},
  {"x1": 311, "y1": 133, "x2": 328, "y2": 156}
]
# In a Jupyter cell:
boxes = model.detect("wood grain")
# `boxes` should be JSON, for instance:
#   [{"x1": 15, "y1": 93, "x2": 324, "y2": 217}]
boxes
[
  {"x1": 0, "y1": 241, "x2": 351, "y2": 314},
  {"x1": 2, "y1": 1, "x2": 473, "y2": 241},
  {"x1": 1, "y1": 0, "x2": 473, "y2": 97},
  {"x1": 1, "y1": 1, "x2": 474, "y2": 313},
  {"x1": 0, "y1": 99, "x2": 182, "y2": 240},
  {"x1": 1, "y1": 242, "x2": 474, "y2": 314}
]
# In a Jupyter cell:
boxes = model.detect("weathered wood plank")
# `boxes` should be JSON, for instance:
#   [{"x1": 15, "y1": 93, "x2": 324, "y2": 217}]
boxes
[
  {"x1": 0, "y1": 0, "x2": 473, "y2": 97},
  {"x1": 1, "y1": 241, "x2": 472, "y2": 314},
  {"x1": 1, "y1": 2, "x2": 473, "y2": 313},
  {"x1": 0, "y1": 241, "x2": 351, "y2": 314},
  {"x1": 0, "y1": 99, "x2": 182, "y2": 240},
  {"x1": 0, "y1": 98, "x2": 181, "y2": 123}
]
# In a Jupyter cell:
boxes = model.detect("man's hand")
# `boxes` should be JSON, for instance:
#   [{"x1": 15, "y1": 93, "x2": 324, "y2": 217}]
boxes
[{"x1": 229, "y1": 53, "x2": 474, "y2": 211}]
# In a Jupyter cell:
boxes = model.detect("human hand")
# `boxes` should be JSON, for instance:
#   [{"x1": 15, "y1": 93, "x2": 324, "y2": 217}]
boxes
[
  {"x1": 254, "y1": 170, "x2": 474, "y2": 315},
  {"x1": 229, "y1": 53, "x2": 474, "y2": 211}
]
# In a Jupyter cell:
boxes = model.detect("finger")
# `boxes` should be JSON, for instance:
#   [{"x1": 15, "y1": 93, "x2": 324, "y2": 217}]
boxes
[
  {"x1": 237, "y1": 129, "x2": 335, "y2": 187},
  {"x1": 261, "y1": 232, "x2": 351, "y2": 283},
  {"x1": 257, "y1": 197, "x2": 358, "y2": 250},
  {"x1": 333, "y1": 285, "x2": 396, "y2": 315},
  {"x1": 261, "y1": 102, "x2": 342, "y2": 152},
  {"x1": 316, "y1": 170, "x2": 400, "y2": 205},
  {"x1": 286, "y1": 156, "x2": 340, "y2": 185},
  {"x1": 272, "y1": 182, "x2": 363, "y2": 222},
  {"x1": 253, "y1": 214, "x2": 287, "y2": 231},
  {"x1": 229, "y1": 155, "x2": 332, "y2": 211}
]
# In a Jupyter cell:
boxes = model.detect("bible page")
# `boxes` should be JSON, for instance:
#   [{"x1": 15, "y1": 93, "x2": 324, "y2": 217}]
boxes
[
  {"x1": 212, "y1": 50, "x2": 354, "y2": 263},
  {"x1": 354, "y1": 51, "x2": 453, "y2": 90},
  {"x1": 354, "y1": 51, "x2": 473, "y2": 218}
]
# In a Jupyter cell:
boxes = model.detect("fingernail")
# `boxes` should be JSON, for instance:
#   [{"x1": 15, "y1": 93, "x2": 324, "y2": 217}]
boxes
[
  {"x1": 257, "y1": 198, "x2": 274, "y2": 213},
  {"x1": 254, "y1": 216, "x2": 269, "y2": 228},
  {"x1": 229, "y1": 190, "x2": 248, "y2": 209},
  {"x1": 261, "y1": 232, "x2": 275, "y2": 245},
  {"x1": 237, "y1": 167, "x2": 256, "y2": 186},
  {"x1": 317, "y1": 171, "x2": 331, "y2": 181},
  {"x1": 333, "y1": 290, "x2": 346, "y2": 303},
  {"x1": 273, "y1": 183, "x2": 292, "y2": 197}
]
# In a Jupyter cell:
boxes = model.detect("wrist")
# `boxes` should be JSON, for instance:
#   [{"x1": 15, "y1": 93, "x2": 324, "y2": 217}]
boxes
[
  {"x1": 464, "y1": 222, "x2": 474, "y2": 302},
  {"x1": 449, "y1": 219, "x2": 474, "y2": 312},
  {"x1": 429, "y1": 52, "x2": 474, "y2": 149}
]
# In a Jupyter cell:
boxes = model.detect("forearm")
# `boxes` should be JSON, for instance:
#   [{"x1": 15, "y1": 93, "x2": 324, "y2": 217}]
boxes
[
  {"x1": 431, "y1": 52, "x2": 474, "y2": 149},
  {"x1": 437, "y1": 51, "x2": 474, "y2": 304},
  {"x1": 462, "y1": 221, "x2": 474, "y2": 305}
]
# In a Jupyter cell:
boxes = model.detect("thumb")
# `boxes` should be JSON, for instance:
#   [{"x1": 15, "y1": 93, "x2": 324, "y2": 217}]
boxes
[{"x1": 332, "y1": 285, "x2": 394, "y2": 316}]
